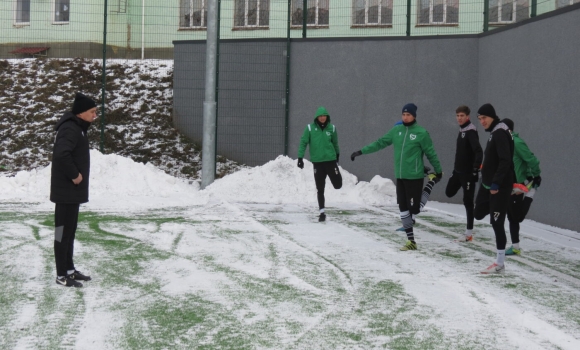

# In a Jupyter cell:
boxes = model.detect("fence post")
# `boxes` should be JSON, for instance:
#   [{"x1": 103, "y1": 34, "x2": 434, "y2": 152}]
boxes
[
  {"x1": 406, "y1": 0, "x2": 411, "y2": 36},
  {"x1": 302, "y1": 0, "x2": 307, "y2": 38},
  {"x1": 100, "y1": 0, "x2": 109, "y2": 153},
  {"x1": 214, "y1": 0, "x2": 221, "y2": 176},
  {"x1": 285, "y1": 0, "x2": 292, "y2": 156},
  {"x1": 483, "y1": 0, "x2": 489, "y2": 32},
  {"x1": 201, "y1": 0, "x2": 219, "y2": 189}
]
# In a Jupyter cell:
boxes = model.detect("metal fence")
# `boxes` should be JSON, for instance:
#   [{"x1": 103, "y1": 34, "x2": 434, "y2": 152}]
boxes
[
  {"x1": 1, "y1": 0, "x2": 579, "y2": 164},
  {"x1": 2, "y1": 0, "x2": 577, "y2": 59}
]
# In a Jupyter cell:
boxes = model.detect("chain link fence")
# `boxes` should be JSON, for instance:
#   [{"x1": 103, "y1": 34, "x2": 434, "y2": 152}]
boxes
[{"x1": 1, "y1": 0, "x2": 579, "y2": 171}]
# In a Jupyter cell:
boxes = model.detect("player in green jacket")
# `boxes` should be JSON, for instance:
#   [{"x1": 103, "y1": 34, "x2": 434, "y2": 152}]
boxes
[
  {"x1": 351, "y1": 103, "x2": 442, "y2": 251},
  {"x1": 502, "y1": 118, "x2": 541, "y2": 256},
  {"x1": 298, "y1": 107, "x2": 342, "y2": 222}
]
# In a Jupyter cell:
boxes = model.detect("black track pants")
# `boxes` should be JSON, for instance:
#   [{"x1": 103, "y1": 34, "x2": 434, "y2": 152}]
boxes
[
  {"x1": 474, "y1": 185, "x2": 510, "y2": 250},
  {"x1": 445, "y1": 171, "x2": 476, "y2": 229},
  {"x1": 507, "y1": 194, "x2": 533, "y2": 244},
  {"x1": 54, "y1": 203, "x2": 80, "y2": 277},
  {"x1": 313, "y1": 161, "x2": 342, "y2": 209}
]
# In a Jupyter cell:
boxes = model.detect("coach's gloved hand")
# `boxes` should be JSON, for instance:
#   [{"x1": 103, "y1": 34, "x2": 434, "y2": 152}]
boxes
[
  {"x1": 336, "y1": 154, "x2": 340, "y2": 164},
  {"x1": 472, "y1": 167, "x2": 480, "y2": 180},
  {"x1": 350, "y1": 150, "x2": 362, "y2": 161},
  {"x1": 297, "y1": 158, "x2": 304, "y2": 169},
  {"x1": 433, "y1": 173, "x2": 443, "y2": 184},
  {"x1": 533, "y1": 175, "x2": 542, "y2": 188}
]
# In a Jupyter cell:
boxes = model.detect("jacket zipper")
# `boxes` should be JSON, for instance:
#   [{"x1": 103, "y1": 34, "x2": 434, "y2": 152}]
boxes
[{"x1": 400, "y1": 127, "x2": 408, "y2": 178}]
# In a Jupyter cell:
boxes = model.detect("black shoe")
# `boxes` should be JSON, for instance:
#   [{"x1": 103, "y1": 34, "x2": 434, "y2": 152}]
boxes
[
  {"x1": 68, "y1": 270, "x2": 91, "y2": 281},
  {"x1": 56, "y1": 276, "x2": 83, "y2": 288},
  {"x1": 319, "y1": 213, "x2": 326, "y2": 222}
]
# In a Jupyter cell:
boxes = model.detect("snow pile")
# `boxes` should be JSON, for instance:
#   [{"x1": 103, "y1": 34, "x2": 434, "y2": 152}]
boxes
[
  {"x1": 202, "y1": 155, "x2": 396, "y2": 206},
  {"x1": 0, "y1": 153, "x2": 397, "y2": 210}
]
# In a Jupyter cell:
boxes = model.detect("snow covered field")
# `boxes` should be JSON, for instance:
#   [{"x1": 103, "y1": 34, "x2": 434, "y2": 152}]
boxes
[{"x1": 1, "y1": 152, "x2": 580, "y2": 349}]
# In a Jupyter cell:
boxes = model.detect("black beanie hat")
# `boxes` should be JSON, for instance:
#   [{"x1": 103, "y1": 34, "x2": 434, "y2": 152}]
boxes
[
  {"x1": 502, "y1": 118, "x2": 514, "y2": 132},
  {"x1": 72, "y1": 93, "x2": 97, "y2": 115},
  {"x1": 477, "y1": 103, "x2": 498, "y2": 120},
  {"x1": 402, "y1": 103, "x2": 417, "y2": 118}
]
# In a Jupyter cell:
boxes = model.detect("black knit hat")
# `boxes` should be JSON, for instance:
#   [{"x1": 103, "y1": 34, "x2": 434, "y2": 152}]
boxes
[
  {"x1": 502, "y1": 118, "x2": 514, "y2": 131},
  {"x1": 477, "y1": 103, "x2": 498, "y2": 120},
  {"x1": 72, "y1": 93, "x2": 97, "y2": 115},
  {"x1": 402, "y1": 103, "x2": 417, "y2": 118}
]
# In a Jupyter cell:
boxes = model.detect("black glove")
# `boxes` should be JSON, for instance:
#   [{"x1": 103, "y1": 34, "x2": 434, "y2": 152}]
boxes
[
  {"x1": 533, "y1": 175, "x2": 541, "y2": 188},
  {"x1": 350, "y1": 150, "x2": 362, "y2": 161},
  {"x1": 423, "y1": 166, "x2": 431, "y2": 176},
  {"x1": 336, "y1": 154, "x2": 340, "y2": 164},
  {"x1": 297, "y1": 158, "x2": 304, "y2": 169},
  {"x1": 433, "y1": 173, "x2": 443, "y2": 184}
]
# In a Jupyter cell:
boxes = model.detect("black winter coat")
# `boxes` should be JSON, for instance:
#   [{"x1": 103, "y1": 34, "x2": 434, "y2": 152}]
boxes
[
  {"x1": 50, "y1": 112, "x2": 92, "y2": 204},
  {"x1": 453, "y1": 120, "x2": 483, "y2": 173},
  {"x1": 481, "y1": 119, "x2": 514, "y2": 190}
]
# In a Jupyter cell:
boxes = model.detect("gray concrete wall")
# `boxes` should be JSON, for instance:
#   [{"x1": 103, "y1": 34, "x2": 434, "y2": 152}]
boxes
[
  {"x1": 173, "y1": 5, "x2": 580, "y2": 231},
  {"x1": 173, "y1": 40, "x2": 287, "y2": 166},
  {"x1": 288, "y1": 37, "x2": 480, "y2": 208},
  {"x1": 477, "y1": 6, "x2": 580, "y2": 230}
]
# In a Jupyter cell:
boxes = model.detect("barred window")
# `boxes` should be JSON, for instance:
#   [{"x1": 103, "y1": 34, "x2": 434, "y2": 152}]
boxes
[
  {"x1": 353, "y1": 0, "x2": 393, "y2": 26},
  {"x1": 16, "y1": 0, "x2": 31, "y2": 24},
  {"x1": 234, "y1": 0, "x2": 270, "y2": 27},
  {"x1": 54, "y1": 0, "x2": 70, "y2": 23},
  {"x1": 180, "y1": 0, "x2": 208, "y2": 28},
  {"x1": 291, "y1": 0, "x2": 329, "y2": 27},
  {"x1": 489, "y1": 0, "x2": 530, "y2": 24},
  {"x1": 418, "y1": 0, "x2": 459, "y2": 24},
  {"x1": 556, "y1": 0, "x2": 580, "y2": 8}
]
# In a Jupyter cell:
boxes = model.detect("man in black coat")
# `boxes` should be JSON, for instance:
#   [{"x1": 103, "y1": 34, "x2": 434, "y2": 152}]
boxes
[
  {"x1": 445, "y1": 105, "x2": 483, "y2": 242},
  {"x1": 474, "y1": 103, "x2": 514, "y2": 274},
  {"x1": 51, "y1": 93, "x2": 97, "y2": 287}
]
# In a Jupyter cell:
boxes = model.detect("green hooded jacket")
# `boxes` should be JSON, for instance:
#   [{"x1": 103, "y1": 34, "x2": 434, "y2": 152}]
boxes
[
  {"x1": 298, "y1": 107, "x2": 339, "y2": 163},
  {"x1": 513, "y1": 133, "x2": 540, "y2": 183},
  {"x1": 361, "y1": 121, "x2": 442, "y2": 180}
]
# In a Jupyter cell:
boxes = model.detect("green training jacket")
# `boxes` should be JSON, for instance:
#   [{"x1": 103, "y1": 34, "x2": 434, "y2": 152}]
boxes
[
  {"x1": 513, "y1": 132, "x2": 540, "y2": 183},
  {"x1": 298, "y1": 107, "x2": 339, "y2": 163},
  {"x1": 361, "y1": 122, "x2": 442, "y2": 180}
]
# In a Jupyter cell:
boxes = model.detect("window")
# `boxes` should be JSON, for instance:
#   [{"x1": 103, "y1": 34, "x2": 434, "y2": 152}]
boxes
[
  {"x1": 15, "y1": 0, "x2": 31, "y2": 24},
  {"x1": 556, "y1": 0, "x2": 580, "y2": 8},
  {"x1": 353, "y1": 0, "x2": 393, "y2": 26},
  {"x1": 180, "y1": 0, "x2": 207, "y2": 28},
  {"x1": 234, "y1": 0, "x2": 270, "y2": 28},
  {"x1": 54, "y1": 0, "x2": 70, "y2": 23},
  {"x1": 418, "y1": 0, "x2": 459, "y2": 24},
  {"x1": 488, "y1": 0, "x2": 529, "y2": 24},
  {"x1": 291, "y1": 0, "x2": 329, "y2": 27}
]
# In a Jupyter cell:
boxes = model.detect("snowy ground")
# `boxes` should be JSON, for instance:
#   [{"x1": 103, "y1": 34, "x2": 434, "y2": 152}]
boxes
[{"x1": 1, "y1": 153, "x2": 580, "y2": 349}]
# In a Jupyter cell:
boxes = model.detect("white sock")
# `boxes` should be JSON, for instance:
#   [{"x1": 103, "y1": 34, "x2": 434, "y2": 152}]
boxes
[
  {"x1": 57, "y1": 276, "x2": 65, "y2": 279},
  {"x1": 319, "y1": 208, "x2": 325, "y2": 214},
  {"x1": 513, "y1": 243, "x2": 520, "y2": 249},
  {"x1": 465, "y1": 229, "x2": 473, "y2": 237},
  {"x1": 496, "y1": 250, "x2": 506, "y2": 266},
  {"x1": 67, "y1": 270, "x2": 75, "y2": 275}
]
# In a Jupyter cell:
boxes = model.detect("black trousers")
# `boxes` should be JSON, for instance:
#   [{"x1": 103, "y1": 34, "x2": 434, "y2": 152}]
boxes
[
  {"x1": 445, "y1": 171, "x2": 476, "y2": 230},
  {"x1": 507, "y1": 193, "x2": 533, "y2": 245},
  {"x1": 54, "y1": 203, "x2": 80, "y2": 277},
  {"x1": 396, "y1": 178, "x2": 424, "y2": 215},
  {"x1": 474, "y1": 185, "x2": 511, "y2": 250},
  {"x1": 313, "y1": 161, "x2": 342, "y2": 209}
]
